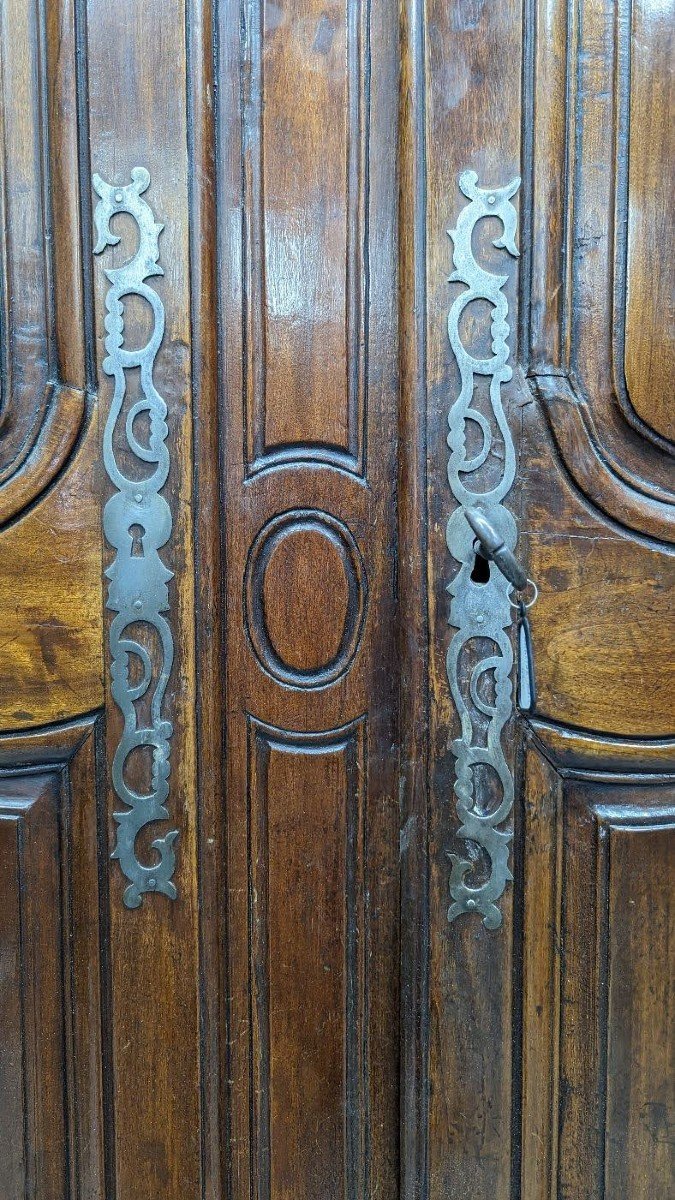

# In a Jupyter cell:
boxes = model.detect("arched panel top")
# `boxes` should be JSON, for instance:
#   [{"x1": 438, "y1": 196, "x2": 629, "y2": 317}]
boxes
[
  {"x1": 624, "y1": 0, "x2": 675, "y2": 445},
  {"x1": 524, "y1": 0, "x2": 675, "y2": 536},
  {"x1": 0, "y1": 0, "x2": 90, "y2": 514}
]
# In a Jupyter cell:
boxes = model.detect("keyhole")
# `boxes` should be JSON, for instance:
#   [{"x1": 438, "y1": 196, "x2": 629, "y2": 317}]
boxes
[
  {"x1": 129, "y1": 523, "x2": 145, "y2": 558},
  {"x1": 470, "y1": 551, "x2": 491, "y2": 584}
]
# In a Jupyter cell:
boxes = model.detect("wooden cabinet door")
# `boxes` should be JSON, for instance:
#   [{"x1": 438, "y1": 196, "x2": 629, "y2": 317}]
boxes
[
  {"x1": 417, "y1": 1, "x2": 675, "y2": 1198},
  {"x1": 0, "y1": 1, "x2": 672, "y2": 1199}
]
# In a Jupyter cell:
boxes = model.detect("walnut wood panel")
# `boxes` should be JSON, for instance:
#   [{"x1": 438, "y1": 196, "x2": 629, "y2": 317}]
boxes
[
  {"x1": 0, "y1": 715, "x2": 109, "y2": 1200},
  {"x1": 524, "y1": 0, "x2": 675, "y2": 526},
  {"x1": 423, "y1": 0, "x2": 523, "y2": 1195},
  {"x1": 0, "y1": 413, "x2": 103, "y2": 730},
  {"x1": 0, "y1": 0, "x2": 102, "y2": 734},
  {"x1": 86, "y1": 1, "x2": 202, "y2": 1195},
  {"x1": 521, "y1": 394, "x2": 675, "y2": 738},
  {"x1": 242, "y1": 0, "x2": 368, "y2": 472},
  {"x1": 520, "y1": 731, "x2": 675, "y2": 1199},
  {"x1": 398, "y1": 1, "x2": 431, "y2": 1195},
  {"x1": 218, "y1": 2, "x2": 399, "y2": 1195},
  {"x1": 0, "y1": 1, "x2": 672, "y2": 1196},
  {"x1": 0, "y1": 0, "x2": 90, "y2": 516},
  {"x1": 624, "y1": 0, "x2": 674, "y2": 445},
  {"x1": 248, "y1": 719, "x2": 367, "y2": 1200}
]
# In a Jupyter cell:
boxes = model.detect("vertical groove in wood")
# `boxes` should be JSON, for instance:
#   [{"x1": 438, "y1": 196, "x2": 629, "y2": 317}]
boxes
[
  {"x1": 344, "y1": 724, "x2": 368, "y2": 1200},
  {"x1": 520, "y1": 740, "x2": 560, "y2": 1200},
  {"x1": 59, "y1": 761, "x2": 77, "y2": 1200},
  {"x1": 186, "y1": 0, "x2": 227, "y2": 1196},
  {"x1": 0, "y1": 809, "x2": 28, "y2": 1193},
  {"x1": 595, "y1": 819, "x2": 611, "y2": 1199},
  {"x1": 241, "y1": 0, "x2": 266, "y2": 467},
  {"x1": 95, "y1": 713, "x2": 118, "y2": 1200},
  {"x1": 45, "y1": 0, "x2": 87, "y2": 387},
  {"x1": 73, "y1": 0, "x2": 97, "y2": 394},
  {"x1": 345, "y1": 0, "x2": 369, "y2": 470},
  {"x1": 551, "y1": 761, "x2": 564, "y2": 1200},
  {"x1": 247, "y1": 721, "x2": 271, "y2": 1200},
  {"x1": 398, "y1": 0, "x2": 430, "y2": 1196}
]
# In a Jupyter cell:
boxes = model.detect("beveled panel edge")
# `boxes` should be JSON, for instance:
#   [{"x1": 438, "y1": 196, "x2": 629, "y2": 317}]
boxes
[
  {"x1": 522, "y1": 0, "x2": 675, "y2": 513},
  {"x1": 0, "y1": 709, "x2": 101, "y2": 767},
  {"x1": 240, "y1": 0, "x2": 370, "y2": 478},
  {"x1": 535, "y1": 376, "x2": 675, "y2": 547},
  {"x1": 245, "y1": 713, "x2": 368, "y2": 1200},
  {"x1": 0, "y1": 0, "x2": 93, "y2": 503},
  {"x1": 611, "y1": 0, "x2": 675, "y2": 454},
  {"x1": 520, "y1": 734, "x2": 675, "y2": 1200},
  {"x1": 243, "y1": 508, "x2": 368, "y2": 690},
  {"x1": 527, "y1": 716, "x2": 675, "y2": 777},
  {"x1": 0, "y1": 384, "x2": 88, "y2": 531}
]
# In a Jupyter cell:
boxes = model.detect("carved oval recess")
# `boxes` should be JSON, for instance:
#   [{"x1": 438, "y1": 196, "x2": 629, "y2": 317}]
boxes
[{"x1": 244, "y1": 509, "x2": 367, "y2": 689}]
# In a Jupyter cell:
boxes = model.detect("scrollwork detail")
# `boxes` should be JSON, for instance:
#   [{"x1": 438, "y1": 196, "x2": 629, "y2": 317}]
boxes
[
  {"x1": 445, "y1": 170, "x2": 520, "y2": 929},
  {"x1": 93, "y1": 167, "x2": 177, "y2": 908}
]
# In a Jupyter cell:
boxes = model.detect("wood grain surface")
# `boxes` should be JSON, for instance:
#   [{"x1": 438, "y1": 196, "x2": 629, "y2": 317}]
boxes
[{"x1": 0, "y1": 1, "x2": 672, "y2": 1197}]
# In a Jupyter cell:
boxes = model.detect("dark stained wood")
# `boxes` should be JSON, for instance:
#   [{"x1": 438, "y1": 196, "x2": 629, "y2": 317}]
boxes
[
  {"x1": 0, "y1": 773, "x2": 68, "y2": 1200},
  {"x1": 0, "y1": 716, "x2": 109, "y2": 1200},
  {"x1": 524, "y1": 0, "x2": 675, "y2": 497},
  {"x1": 86, "y1": 1, "x2": 202, "y2": 1196},
  {"x1": 521, "y1": 412, "x2": 675, "y2": 735},
  {"x1": 0, "y1": 0, "x2": 672, "y2": 1196},
  {"x1": 398, "y1": 0, "x2": 431, "y2": 1196},
  {"x1": 0, "y1": 0, "x2": 102, "y2": 731},
  {"x1": 185, "y1": 1, "x2": 228, "y2": 1196},
  {"x1": 625, "y1": 0, "x2": 675, "y2": 444},
  {"x1": 424, "y1": 0, "x2": 523, "y2": 1195},
  {"x1": 218, "y1": 3, "x2": 400, "y2": 1196},
  {"x1": 605, "y1": 824, "x2": 675, "y2": 1197},
  {"x1": 0, "y1": 0, "x2": 89, "y2": 493},
  {"x1": 521, "y1": 732, "x2": 675, "y2": 1200}
]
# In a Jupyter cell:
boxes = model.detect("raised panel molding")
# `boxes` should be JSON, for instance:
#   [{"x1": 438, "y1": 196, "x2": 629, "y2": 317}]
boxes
[
  {"x1": 218, "y1": 2, "x2": 399, "y2": 1193},
  {"x1": 523, "y1": 0, "x2": 675, "y2": 539},
  {"x1": 520, "y1": 724, "x2": 675, "y2": 1200},
  {"x1": 0, "y1": 714, "x2": 111, "y2": 1199},
  {"x1": 622, "y1": 0, "x2": 674, "y2": 446},
  {"x1": 247, "y1": 718, "x2": 367, "y2": 1200},
  {"x1": 240, "y1": 0, "x2": 369, "y2": 475},
  {"x1": 244, "y1": 509, "x2": 368, "y2": 689},
  {"x1": 0, "y1": 0, "x2": 91, "y2": 528}
]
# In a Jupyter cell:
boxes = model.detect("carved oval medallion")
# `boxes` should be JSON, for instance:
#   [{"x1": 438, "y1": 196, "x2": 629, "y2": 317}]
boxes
[{"x1": 245, "y1": 509, "x2": 367, "y2": 689}]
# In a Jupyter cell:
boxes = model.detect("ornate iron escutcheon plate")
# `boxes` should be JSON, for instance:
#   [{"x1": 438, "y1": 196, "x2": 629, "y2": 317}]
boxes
[
  {"x1": 93, "y1": 168, "x2": 177, "y2": 908},
  {"x1": 445, "y1": 170, "x2": 521, "y2": 929}
]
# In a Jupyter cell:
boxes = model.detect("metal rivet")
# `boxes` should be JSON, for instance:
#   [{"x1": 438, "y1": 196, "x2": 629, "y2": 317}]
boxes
[
  {"x1": 476, "y1": 614, "x2": 484, "y2": 625},
  {"x1": 115, "y1": 191, "x2": 123, "y2": 203},
  {"x1": 487, "y1": 194, "x2": 496, "y2": 204},
  {"x1": 133, "y1": 599, "x2": 142, "y2": 611},
  {"x1": 467, "y1": 898, "x2": 476, "y2": 909},
  {"x1": 148, "y1": 877, "x2": 157, "y2": 890},
  {"x1": 134, "y1": 492, "x2": 143, "y2": 503}
]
